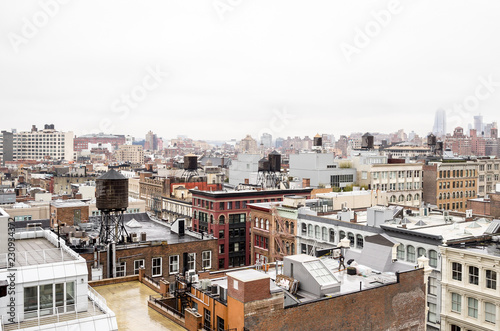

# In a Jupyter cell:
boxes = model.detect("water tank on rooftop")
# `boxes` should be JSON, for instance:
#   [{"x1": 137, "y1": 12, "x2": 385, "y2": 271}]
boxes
[
  {"x1": 313, "y1": 134, "x2": 322, "y2": 147},
  {"x1": 361, "y1": 133, "x2": 374, "y2": 149},
  {"x1": 258, "y1": 158, "x2": 270, "y2": 172},
  {"x1": 184, "y1": 154, "x2": 198, "y2": 171},
  {"x1": 268, "y1": 151, "x2": 281, "y2": 172},
  {"x1": 95, "y1": 169, "x2": 129, "y2": 210},
  {"x1": 427, "y1": 134, "x2": 436, "y2": 146}
]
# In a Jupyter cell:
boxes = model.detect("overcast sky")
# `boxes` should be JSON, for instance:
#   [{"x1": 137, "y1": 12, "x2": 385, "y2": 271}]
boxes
[{"x1": 1, "y1": 0, "x2": 500, "y2": 142}]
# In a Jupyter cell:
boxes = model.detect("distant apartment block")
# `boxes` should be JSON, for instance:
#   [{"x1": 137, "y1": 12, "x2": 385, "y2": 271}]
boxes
[
  {"x1": 114, "y1": 145, "x2": 144, "y2": 164},
  {"x1": 6, "y1": 125, "x2": 74, "y2": 161}
]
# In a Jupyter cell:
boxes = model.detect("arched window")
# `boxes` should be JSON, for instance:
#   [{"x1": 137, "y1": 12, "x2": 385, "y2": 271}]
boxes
[
  {"x1": 460, "y1": 192, "x2": 463, "y2": 198},
  {"x1": 407, "y1": 194, "x2": 412, "y2": 201},
  {"x1": 439, "y1": 193, "x2": 442, "y2": 200},
  {"x1": 399, "y1": 195, "x2": 405, "y2": 202},
  {"x1": 265, "y1": 220, "x2": 269, "y2": 231},
  {"x1": 447, "y1": 192, "x2": 450, "y2": 199},
  {"x1": 414, "y1": 193, "x2": 420, "y2": 201},
  {"x1": 356, "y1": 234, "x2": 363, "y2": 248},
  {"x1": 407, "y1": 245, "x2": 415, "y2": 262},
  {"x1": 452, "y1": 192, "x2": 456, "y2": 199},
  {"x1": 347, "y1": 232, "x2": 354, "y2": 247},
  {"x1": 390, "y1": 195, "x2": 397, "y2": 203},
  {"x1": 417, "y1": 247, "x2": 426, "y2": 258},
  {"x1": 308, "y1": 224, "x2": 313, "y2": 237},
  {"x1": 397, "y1": 244, "x2": 405, "y2": 260},
  {"x1": 339, "y1": 231, "x2": 346, "y2": 240},
  {"x1": 219, "y1": 215, "x2": 225, "y2": 224},
  {"x1": 193, "y1": 211, "x2": 197, "y2": 220},
  {"x1": 329, "y1": 229, "x2": 335, "y2": 243},
  {"x1": 260, "y1": 218, "x2": 264, "y2": 229},
  {"x1": 465, "y1": 191, "x2": 469, "y2": 198},
  {"x1": 290, "y1": 222, "x2": 294, "y2": 235},
  {"x1": 429, "y1": 250, "x2": 438, "y2": 268},
  {"x1": 210, "y1": 215, "x2": 214, "y2": 224},
  {"x1": 322, "y1": 227, "x2": 328, "y2": 241},
  {"x1": 315, "y1": 225, "x2": 320, "y2": 239},
  {"x1": 301, "y1": 223, "x2": 307, "y2": 235}
]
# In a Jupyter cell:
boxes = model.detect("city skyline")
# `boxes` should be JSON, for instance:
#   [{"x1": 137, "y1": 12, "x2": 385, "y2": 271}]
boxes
[{"x1": 1, "y1": 0, "x2": 500, "y2": 140}]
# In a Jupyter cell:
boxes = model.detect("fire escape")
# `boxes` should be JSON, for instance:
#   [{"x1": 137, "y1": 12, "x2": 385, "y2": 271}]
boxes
[{"x1": 272, "y1": 206, "x2": 295, "y2": 261}]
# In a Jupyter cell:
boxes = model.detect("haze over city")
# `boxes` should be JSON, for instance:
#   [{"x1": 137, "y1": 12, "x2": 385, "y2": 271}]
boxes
[{"x1": 2, "y1": 0, "x2": 500, "y2": 140}]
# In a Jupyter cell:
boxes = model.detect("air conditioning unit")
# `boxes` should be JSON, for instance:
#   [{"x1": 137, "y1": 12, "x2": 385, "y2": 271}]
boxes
[{"x1": 191, "y1": 274, "x2": 199, "y2": 283}]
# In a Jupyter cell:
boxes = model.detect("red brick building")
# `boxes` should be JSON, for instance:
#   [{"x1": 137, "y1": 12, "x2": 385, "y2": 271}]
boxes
[{"x1": 191, "y1": 189, "x2": 312, "y2": 269}]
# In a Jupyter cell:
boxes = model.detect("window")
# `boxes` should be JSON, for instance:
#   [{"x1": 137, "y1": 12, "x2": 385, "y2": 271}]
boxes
[
  {"x1": 301, "y1": 223, "x2": 307, "y2": 235},
  {"x1": 202, "y1": 251, "x2": 211, "y2": 269},
  {"x1": 486, "y1": 270, "x2": 497, "y2": 290},
  {"x1": 219, "y1": 215, "x2": 225, "y2": 224},
  {"x1": 308, "y1": 224, "x2": 313, "y2": 237},
  {"x1": 329, "y1": 229, "x2": 335, "y2": 243},
  {"x1": 169, "y1": 255, "x2": 179, "y2": 274},
  {"x1": 428, "y1": 302, "x2": 437, "y2": 323},
  {"x1": 452, "y1": 262, "x2": 462, "y2": 281},
  {"x1": 407, "y1": 245, "x2": 415, "y2": 263},
  {"x1": 397, "y1": 244, "x2": 405, "y2": 260},
  {"x1": 219, "y1": 244, "x2": 224, "y2": 254},
  {"x1": 451, "y1": 293, "x2": 461, "y2": 313},
  {"x1": 116, "y1": 262, "x2": 126, "y2": 277},
  {"x1": 339, "y1": 231, "x2": 346, "y2": 240},
  {"x1": 219, "y1": 230, "x2": 225, "y2": 239},
  {"x1": 217, "y1": 316, "x2": 225, "y2": 331},
  {"x1": 356, "y1": 234, "x2": 363, "y2": 248},
  {"x1": 315, "y1": 225, "x2": 320, "y2": 239},
  {"x1": 417, "y1": 247, "x2": 426, "y2": 258},
  {"x1": 468, "y1": 297, "x2": 478, "y2": 318},
  {"x1": 347, "y1": 232, "x2": 354, "y2": 247},
  {"x1": 322, "y1": 227, "x2": 328, "y2": 241},
  {"x1": 152, "y1": 257, "x2": 162, "y2": 277},
  {"x1": 469, "y1": 266, "x2": 479, "y2": 285},
  {"x1": 485, "y1": 302, "x2": 496, "y2": 324},
  {"x1": 133, "y1": 259, "x2": 145, "y2": 275},
  {"x1": 429, "y1": 250, "x2": 438, "y2": 268},
  {"x1": 428, "y1": 277, "x2": 437, "y2": 296},
  {"x1": 187, "y1": 253, "x2": 196, "y2": 271},
  {"x1": 204, "y1": 308, "x2": 211, "y2": 329}
]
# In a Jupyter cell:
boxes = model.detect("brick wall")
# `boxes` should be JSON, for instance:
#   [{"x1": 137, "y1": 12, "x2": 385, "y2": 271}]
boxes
[
  {"x1": 227, "y1": 276, "x2": 270, "y2": 303},
  {"x1": 81, "y1": 238, "x2": 218, "y2": 282},
  {"x1": 490, "y1": 192, "x2": 500, "y2": 218},
  {"x1": 244, "y1": 269, "x2": 426, "y2": 331}
]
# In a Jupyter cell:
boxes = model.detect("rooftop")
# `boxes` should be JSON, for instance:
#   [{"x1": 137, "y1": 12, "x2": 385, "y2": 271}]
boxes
[
  {"x1": 94, "y1": 281, "x2": 185, "y2": 331},
  {"x1": 0, "y1": 229, "x2": 80, "y2": 268}
]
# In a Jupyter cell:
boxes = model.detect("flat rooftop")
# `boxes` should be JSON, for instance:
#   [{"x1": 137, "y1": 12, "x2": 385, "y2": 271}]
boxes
[
  {"x1": 89, "y1": 213, "x2": 208, "y2": 244},
  {"x1": 94, "y1": 281, "x2": 186, "y2": 331},
  {"x1": 3, "y1": 237, "x2": 77, "y2": 268}
]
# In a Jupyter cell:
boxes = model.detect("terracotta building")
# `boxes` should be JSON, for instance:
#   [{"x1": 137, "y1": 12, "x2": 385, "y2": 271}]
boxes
[{"x1": 423, "y1": 162, "x2": 478, "y2": 212}]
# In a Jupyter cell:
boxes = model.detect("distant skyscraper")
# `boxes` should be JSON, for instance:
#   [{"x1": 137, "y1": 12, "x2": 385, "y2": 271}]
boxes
[
  {"x1": 432, "y1": 109, "x2": 446, "y2": 137},
  {"x1": 474, "y1": 115, "x2": 484, "y2": 136},
  {"x1": 145, "y1": 130, "x2": 158, "y2": 151},
  {"x1": 260, "y1": 133, "x2": 272, "y2": 148},
  {"x1": 275, "y1": 137, "x2": 284, "y2": 148}
]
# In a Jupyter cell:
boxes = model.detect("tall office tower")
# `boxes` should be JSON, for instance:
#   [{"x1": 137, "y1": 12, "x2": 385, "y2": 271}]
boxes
[
  {"x1": 432, "y1": 109, "x2": 446, "y2": 138},
  {"x1": 260, "y1": 133, "x2": 272, "y2": 148},
  {"x1": 474, "y1": 115, "x2": 484, "y2": 136}
]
